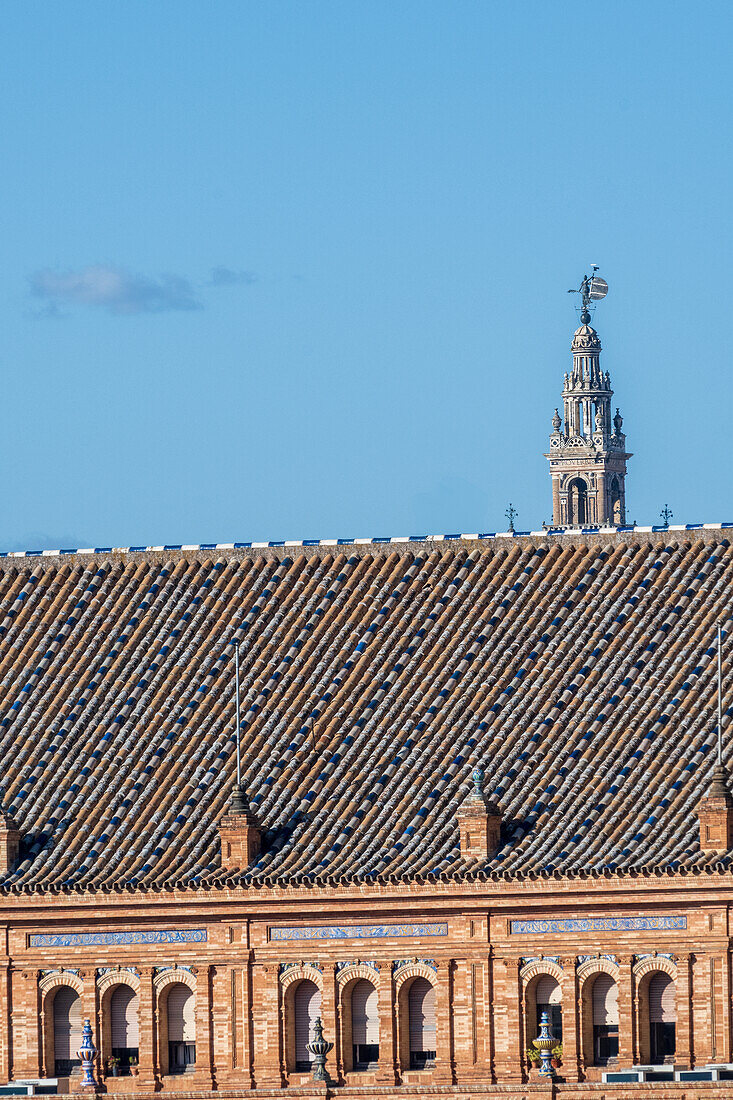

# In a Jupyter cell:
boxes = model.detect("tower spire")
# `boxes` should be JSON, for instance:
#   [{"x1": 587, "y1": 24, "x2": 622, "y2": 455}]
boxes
[{"x1": 545, "y1": 270, "x2": 632, "y2": 528}]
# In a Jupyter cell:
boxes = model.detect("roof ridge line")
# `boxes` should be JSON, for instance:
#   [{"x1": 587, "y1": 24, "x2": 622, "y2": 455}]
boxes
[{"x1": 0, "y1": 522, "x2": 730, "y2": 561}]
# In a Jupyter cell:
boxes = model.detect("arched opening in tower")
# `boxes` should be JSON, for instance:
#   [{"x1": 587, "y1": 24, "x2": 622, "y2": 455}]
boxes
[
  {"x1": 568, "y1": 478, "x2": 589, "y2": 525},
  {"x1": 610, "y1": 477, "x2": 622, "y2": 525}
]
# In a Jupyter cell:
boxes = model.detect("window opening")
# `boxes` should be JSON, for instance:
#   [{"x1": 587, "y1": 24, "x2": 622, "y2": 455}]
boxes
[
  {"x1": 408, "y1": 979, "x2": 436, "y2": 1070},
  {"x1": 592, "y1": 975, "x2": 619, "y2": 1065}
]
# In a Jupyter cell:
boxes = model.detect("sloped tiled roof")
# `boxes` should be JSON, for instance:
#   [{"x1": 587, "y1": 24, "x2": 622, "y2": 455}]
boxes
[{"x1": 0, "y1": 529, "x2": 731, "y2": 893}]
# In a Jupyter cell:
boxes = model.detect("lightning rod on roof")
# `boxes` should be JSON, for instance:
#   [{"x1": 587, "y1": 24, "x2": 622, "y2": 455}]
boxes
[
  {"x1": 235, "y1": 641, "x2": 242, "y2": 787},
  {"x1": 227, "y1": 637, "x2": 249, "y2": 814},
  {"x1": 719, "y1": 621, "x2": 724, "y2": 767}
]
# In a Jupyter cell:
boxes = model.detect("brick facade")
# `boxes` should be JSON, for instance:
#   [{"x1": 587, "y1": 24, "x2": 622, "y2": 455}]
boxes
[{"x1": 5, "y1": 872, "x2": 733, "y2": 1094}]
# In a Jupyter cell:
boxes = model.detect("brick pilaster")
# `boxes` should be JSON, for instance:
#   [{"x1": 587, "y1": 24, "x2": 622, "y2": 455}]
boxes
[
  {"x1": 224, "y1": 959, "x2": 255, "y2": 1086},
  {"x1": 333, "y1": 972, "x2": 344, "y2": 1084},
  {"x1": 454, "y1": 956, "x2": 492, "y2": 1085},
  {"x1": 375, "y1": 963, "x2": 397, "y2": 1085},
  {"x1": 715, "y1": 950, "x2": 731, "y2": 1064},
  {"x1": 492, "y1": 957, "x2": 523, "y2": 1083},
  {"x1": 692, "y1": 952, "x2": 710, "y2": 1066},
  {"x1": 77, "y1": 969, "x2": 98, "y2": 1083},
  {"x1": 319, "y1": 962, "x2": 338, "y2": 1085},
  {"x1": 617, "y1": 954, "x2": 635, "y2": 1066},
  {"x1": 12, "y1": 970, "x2": 40, "y2": 1080},
  {"x1": 560, "y1": 957, "x2": 580, "y2": 1082},
  {"x1": 191, "y1": 966, "x2": 214, "y2": 1089},
  {"x1": 0, "y1": 960, "x2": 10, "y2": 1082},
  {"x1": 432, "y1": 960, "x2": 453, "y2": 1084},
  {"x1": 675, "y1": 953, "x2": 692, "y2": 1069},
  {"x1": 449, "y1": 958, "x2": 471, "y2": 1083},
  {"x1": 240, "y1": 961, "x2": 255, "y2": 1087},
  {"x1": 135, "y1": 967, "x2": 158, "y2": 1090},
  {"x1": 252, "y1": 964, "x2": 281, "y2": 1088}
]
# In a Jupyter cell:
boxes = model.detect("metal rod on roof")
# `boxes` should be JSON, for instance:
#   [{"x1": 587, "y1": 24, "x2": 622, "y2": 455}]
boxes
[
  {"x1": 718, "y1": 621, "x2": 724, "y2": 765},
  {"x1": 235, "y1": 642, "x2": 241, "y2": 787}
]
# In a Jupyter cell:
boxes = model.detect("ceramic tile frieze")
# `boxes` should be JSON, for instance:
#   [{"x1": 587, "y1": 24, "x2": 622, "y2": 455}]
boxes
[
  {"x1": 29, "y1": 928, "x2": 207, "y2": 948},
  {"x1": 269, "y1": 922, "x2": 449, "y2": 942},
  {"x1": 510, "y1": 916, "x2": 687, "y2": 935}
]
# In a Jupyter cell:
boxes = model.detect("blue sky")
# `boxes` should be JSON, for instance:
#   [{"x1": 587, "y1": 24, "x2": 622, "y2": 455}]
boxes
[{"x1": 1, "y1": 1, "x2": 731, "y2": 548}]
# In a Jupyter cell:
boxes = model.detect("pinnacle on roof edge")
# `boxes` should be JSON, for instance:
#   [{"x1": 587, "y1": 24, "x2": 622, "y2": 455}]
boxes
[
  {"x1": 706, "y1": 764, "x2": 733, "y2": 804},
  {"x1": 463, "y1": 766, "x2": 501, "y2": 817},
  {"x1": 227, "y1": 782, "x2": 254, "y2": 817}
]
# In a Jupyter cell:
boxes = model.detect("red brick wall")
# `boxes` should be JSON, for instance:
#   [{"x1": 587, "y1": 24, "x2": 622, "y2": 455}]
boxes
[{"x1": 2, "y1": 872, "x2": 733, "y2": 1093}]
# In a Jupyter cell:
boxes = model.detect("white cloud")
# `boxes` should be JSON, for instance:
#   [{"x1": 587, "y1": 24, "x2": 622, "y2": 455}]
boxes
[
  {"x1": 208, "y1": 266, "x2": 257, "y2": 287},
  {"x1": 30, "y1": 265, "x2": 202, "y2": 315}
]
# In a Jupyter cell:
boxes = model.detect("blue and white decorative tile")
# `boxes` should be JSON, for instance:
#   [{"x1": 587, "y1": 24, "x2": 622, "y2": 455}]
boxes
[
  {"x1": 510, "y1": 916, "x2": 686, "y2": 935},
  {"x1": 30, "y1": 928, "x2": 207, "y2": 948},
  {"x1": 270, "y1": 922, "x2": 448, "y2": 942}
]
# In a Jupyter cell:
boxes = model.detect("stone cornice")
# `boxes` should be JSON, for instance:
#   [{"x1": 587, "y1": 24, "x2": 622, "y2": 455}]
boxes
[{"x1": 4, "y1": 867, "x2": 733, "y2": 925}]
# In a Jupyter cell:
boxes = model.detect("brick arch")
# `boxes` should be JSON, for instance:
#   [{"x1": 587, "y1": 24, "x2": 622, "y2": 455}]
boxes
[
  {"x1": 97, "y1": 973, "x2": 141, "y2": 1072},
  {"x1": 96, "y1": 970, "x2": 140, "y2": 995},
  {"x1": 577, "y1": 957, "x2": 621, "y2": 987},
  {"x1": 520, "y1": 959, "x2": 563, "y2": 986},
  {"x1": 39, "y1": 970, "x2": 84, "y2": 996},
  {"x1": 279, "y1": 965, "x2": 323, "y2": 991},
  {"x1": 153, "y1": 967, "x2": 196, "y2": 994},
  {"x1": 578, "y1": 960, "x2": 621, "y2": 1072},
  {"x1": 521, "y1": 961, "x2": 563, "y2": 1065},
  {"x1": 281, "y1": 968, "x2": 324, "y2": 1077},
  {"x1": 336, "y1": 964, "x2": 380, "y2": 989},
  {"x1": 39, "y1": 973, "x2": 85, "y2": 1079},
  {"x1": 337, "y1": 968, "x2": 380, "y2": 1075},
  {"x1": 633, "y1": 957, "x2": 677, "y2": 1065},
  {"x1": 633, "y1": 956, "x2": 677, "y2": 981},
  {"x1": 393, "y1": 962, "x2": 436, "y2": 992},
  {"x1": 394, "y1": 965, "x2": 437, "y2": 1074},
  {"x1": 155, "y1": 969, "x2": 196, "y2": 1079}
]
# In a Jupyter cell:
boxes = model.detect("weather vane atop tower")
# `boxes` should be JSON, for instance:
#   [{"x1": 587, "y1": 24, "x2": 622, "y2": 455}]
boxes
[{"x1": 568, "y1": 265, "x2": 608, "y2": 324}]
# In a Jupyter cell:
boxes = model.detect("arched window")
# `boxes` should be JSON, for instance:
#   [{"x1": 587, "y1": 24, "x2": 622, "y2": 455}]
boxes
[
  {"x1": 568, "y1": 478, "x2": 589, "y2": 525},
  {"x1": 53, "y1": 987, "x2": 82, "y2": 1077},
  {"x1": 167, "y1": 984, "x2": 196, "y2": 1074},
  {"x1": 649, "y1": 975, "x2": 676, "y2": 1064},
  {"x1": 110, "y1": 986, "x2": 139, "y2": 1074},
  {"x1": 351, "y1": 980, "x2": 379, "y2": 1070},
  {"x1": 610, "y1": 476, "x2": 622, "y2": 524},
  {"x1": 592, "y1": 975, "x2": 618, "y2": 1065},
  {"x1": 294, "y1": 980, "x2": 321, "y2": 1072},
  {"x1": 535, "y1": 976, "x2": 562, "y2": 1044},
  {"x1": 408, "y1": 979, "x2": 436, "y2": 1070}
]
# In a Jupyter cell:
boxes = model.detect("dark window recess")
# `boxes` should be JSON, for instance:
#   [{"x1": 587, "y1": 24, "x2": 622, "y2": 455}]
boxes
[
  {"x1": 594, "y1": 1025, "x2": 619, "y2": 1064},
  {"x1": 650, "y1": 1022, "x2": 676, "y2": 1064},
  {"x1": 353, "y1": 1043, "x2": 379, "y2": 1070},
  {"x1": 54, "y1": 1059, "x2": 80, "y2": 1077},
  {"x1": 410, "y1": 1050, "x2": 436, "y2": 1070},
  {"x1": 295, "y1": 1061, "x2": 312, "y2": 1072},
  {"x1": 168, "y1": 1042, "x2": 196, "y2": 1074},
  {"x1": 112, "y1": 1047, "x2": 139, "y2": 1075}
]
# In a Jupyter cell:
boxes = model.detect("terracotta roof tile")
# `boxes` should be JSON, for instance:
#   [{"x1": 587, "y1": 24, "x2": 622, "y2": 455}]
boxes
[{"x1": 0, "y1": 532, "x2": 729, "y2": 891}]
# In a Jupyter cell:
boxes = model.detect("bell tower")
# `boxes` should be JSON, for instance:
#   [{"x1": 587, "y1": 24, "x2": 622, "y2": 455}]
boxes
[{"x1": 545, "y1": 271, "x2": 632, "y2": 527}]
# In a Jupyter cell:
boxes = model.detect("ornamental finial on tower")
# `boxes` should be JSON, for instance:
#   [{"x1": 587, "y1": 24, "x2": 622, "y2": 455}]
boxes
[
  {"x1": 568, "y1": 266, "x2": 608, "y2": 324},
  {"x1": 545, "y1": 269, "x2": 632, "y2": 529}
]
